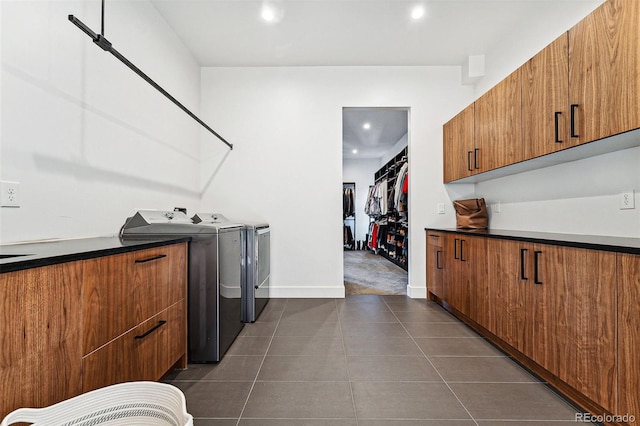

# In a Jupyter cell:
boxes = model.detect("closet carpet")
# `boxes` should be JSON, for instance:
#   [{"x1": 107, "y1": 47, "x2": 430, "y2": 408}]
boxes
[{"x1": 343, "y1": 250, "x2": 407, "y2": 295}]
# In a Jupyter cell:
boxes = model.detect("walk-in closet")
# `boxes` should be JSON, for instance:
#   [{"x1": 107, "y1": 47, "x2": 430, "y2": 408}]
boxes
[{"x1": 342, "y1": 107, "x2": 409, "y2": 295}]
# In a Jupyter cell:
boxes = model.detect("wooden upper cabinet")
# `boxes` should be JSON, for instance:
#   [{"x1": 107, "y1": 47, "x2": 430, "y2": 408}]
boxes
[
  {"x1": 618, "y1": 253, "x2": 640, "y2": 420},
  {"x1": 443, "y1": 103, "x2": 475, "y2": 182},
  {"x1": 475, "y1": 69, "x2": 524, "y2": 172},
  {"x1": 569, "y1": 0, "x2": 640, "y2": 144},
  {"x1": 523, "y1": 33, "x2": 576, "y2": 158}
]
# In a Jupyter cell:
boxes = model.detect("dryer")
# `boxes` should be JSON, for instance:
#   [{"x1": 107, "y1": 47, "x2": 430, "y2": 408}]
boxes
[{"x1": 193, "y1": 213, "x2": 270, "y2": 323}]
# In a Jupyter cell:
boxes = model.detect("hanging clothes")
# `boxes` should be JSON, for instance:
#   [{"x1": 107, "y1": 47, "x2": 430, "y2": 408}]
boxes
[{"x1": 343, "y1": 187, "x2": 354, "y2": 218}]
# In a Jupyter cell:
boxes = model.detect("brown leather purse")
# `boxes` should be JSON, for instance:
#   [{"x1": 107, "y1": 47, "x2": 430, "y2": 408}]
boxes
[{"x1": 453, "y1": 198, "x2": 488, "y2": 229}]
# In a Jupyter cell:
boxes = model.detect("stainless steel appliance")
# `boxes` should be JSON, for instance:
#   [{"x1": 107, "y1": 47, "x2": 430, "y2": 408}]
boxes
[
  {"x1": 193, "y1": 213, "x2": 270, "y2": 323},
  {"x1": 120, "y1": 210, "x2": 244, "y2": 362}
]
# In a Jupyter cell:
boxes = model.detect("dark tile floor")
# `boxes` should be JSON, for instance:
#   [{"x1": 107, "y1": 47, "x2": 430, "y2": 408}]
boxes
[{"x1": 165, "y1": 295, "x2": 585, "y2": 425}]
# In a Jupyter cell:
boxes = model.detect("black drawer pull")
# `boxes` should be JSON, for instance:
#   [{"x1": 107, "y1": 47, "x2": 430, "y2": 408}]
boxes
[
  {"x1": 534, "y1": 251, "x2": 543, "y2": 285},
  {"x1": 134, "y1": 254, "x2": 167, "y2": 264},
  {"x1": 570, "y1": 104, "x2": 579, "y2": 138},
  {"x1": 454, "y1": 238, "x2": 459, "y2": 260},
  {"x1": 554, "y1": 112, "x2": 563, "y2": 143},
  {"x1": 467, "y1": 151, "x2": 473, "y2": 171},
  {"x1": 520, "y1": 248, "x2": 528, "y2": 280},
  {"x1": 460, "y1": 239, "x2": 466, "y2": 262},
  {"x1": 436, "y1": 250, "x2": 442, "y2": 270},
  {"x1": 474, "y1": 148, "x2": 480, "y2": 169},
  {"x1": 135, "y1": 320, "x2": 167, "y2": 339}
]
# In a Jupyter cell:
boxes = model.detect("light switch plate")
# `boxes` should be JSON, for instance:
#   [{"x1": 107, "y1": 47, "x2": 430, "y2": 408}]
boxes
[{"x1": 437, "y1": 203, "x2": 445, "y2": 214}]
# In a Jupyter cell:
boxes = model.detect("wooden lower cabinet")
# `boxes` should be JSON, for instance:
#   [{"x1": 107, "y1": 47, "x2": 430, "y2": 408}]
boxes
[
  {"x1": 83, "y1": 301, "x2": 186, "y2": 392},
  {"x1": 533, "y1": 245, "x2": 617, "y2": 412},
  {"x1": 0, "y1": 262, "x2": 84, "y2": 419},
  {"x1": 0, "y1": 241, "x2": 188, "y2": 419},
  {"x1": 426, "y1": 231, "x2": 445, "y2": 300},
  {"x1": 618, "y1": 253, "x2": 640, "y2": 421},
  {"x1": 443, "y1": 234, "x2": 487, "y2": 326},
  {"x1": 429, "y1": 232, "x2": 621, "y2": 421}
]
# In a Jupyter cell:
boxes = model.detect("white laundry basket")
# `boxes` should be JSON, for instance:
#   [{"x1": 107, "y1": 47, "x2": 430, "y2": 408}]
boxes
[{"x1": 0, "y1": 381, "x2": 193, "y2": 426}]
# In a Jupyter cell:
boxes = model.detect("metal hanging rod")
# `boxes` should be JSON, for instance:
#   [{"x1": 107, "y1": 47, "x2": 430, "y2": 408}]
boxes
[{"x1": 68, "y1": 9, "x2": 233, "y2": 150}]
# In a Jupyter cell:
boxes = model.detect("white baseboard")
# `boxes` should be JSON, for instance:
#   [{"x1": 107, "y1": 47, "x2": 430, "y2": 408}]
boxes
[
  {"x1": 407, "y1": 284, "x2": 427, "y2": 299},
  {"x1": 269, "y1": 286, "x2": 346, "y2": 298}
]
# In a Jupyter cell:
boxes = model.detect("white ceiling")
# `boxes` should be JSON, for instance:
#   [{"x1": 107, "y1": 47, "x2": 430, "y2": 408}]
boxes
[
  {"x1": 149, "y1": 0, "x2": 602, "y2": 160},
  {"x1": 343, "y1": 108, "x2": 407, "y2": 159}
]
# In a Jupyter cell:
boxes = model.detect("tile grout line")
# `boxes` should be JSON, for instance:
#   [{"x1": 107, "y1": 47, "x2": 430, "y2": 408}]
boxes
[
  {"x1": 233, "y1": 298, "x2": 288, "y2": 426},
  {"x1": 336, "y1": 297, "x2": 361, "y2": 426},
  {"x1": 381, "y1": 297, "x2": 481, "y2": 426}
]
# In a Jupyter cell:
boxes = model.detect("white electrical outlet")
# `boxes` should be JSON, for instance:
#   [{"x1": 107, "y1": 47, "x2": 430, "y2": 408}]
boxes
[
  {"x1": 620, "y1": 191, "x2": 635, "y2": 210},
  {"x1": 0, "y1": 181, "x2": 21, "y2": 207},
  {"x1": 492, "y1": 201, "x2": 501, "y2": 214},
  {"x1": 437, "y1": 203, "x2": 445, "y2": 214}
]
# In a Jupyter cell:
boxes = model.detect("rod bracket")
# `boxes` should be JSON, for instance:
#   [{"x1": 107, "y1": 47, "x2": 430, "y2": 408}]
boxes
[{"x1": 94, "y1": 34, "x2": 112, "y2": 52}]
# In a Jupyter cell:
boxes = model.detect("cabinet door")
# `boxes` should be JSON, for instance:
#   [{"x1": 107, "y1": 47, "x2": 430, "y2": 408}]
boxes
[
  {"x1": 533, "y1": 245, "x2": 617, "y2": 412},
  {"x1": 443, "y1": 104, "x2": 475, "y2": 182},
  {"x1": 618, "y1": 253, "x2": 640, "y2": 419},
  {"x1": 523, "y1": 33, "x2": 576, "y2": 158},
  {"x1": 444, "y1": 234, "x2": 468, "y2": 314},
  {"x1": 485, "y1": 239, "x2": 534, "y2": 355},
  {"x1": 467, "y1": 236, "x2": 488, "y2": 329},
  {"x1": 569, "y1": 0, "x2": 640, "y2": 144},
  {"x1": 0, "y1": 263, "x2": 83, "y2": 418},
  {"x1": 426, "y1": 231, "x2": 445, "y2": 300},
  {"x1": 445, "y1": 234, "x2": 484, "y2": 319},
  {"x1": 475, "y1": 69, "x2": 524, "y2": 172}
]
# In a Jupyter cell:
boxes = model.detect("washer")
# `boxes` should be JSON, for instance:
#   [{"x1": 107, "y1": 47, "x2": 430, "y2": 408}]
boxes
[
  {"x1": 193, "y1": 213, "x2": 270, "y2": 323},
  {"x1": 120, "y1": 210, "x2": 244, "y2": 362}
]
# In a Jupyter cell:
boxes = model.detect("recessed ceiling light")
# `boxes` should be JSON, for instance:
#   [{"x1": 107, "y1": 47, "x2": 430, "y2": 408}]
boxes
[
  {"x1": 261, "y1": 6, "x2": 276, "y2": 22},
  {"x1": 411, "y1": 5, "x2": 425, "y2": 20},
  {"x1": 261, "y1": 3, "x2": 284, "y2": 23},
  {"x1": 352, "y1": 149, "x2": 358, "y2": 154},
  {"x1": 363, "y1": 122, "x2": 371, "y2": 130}
]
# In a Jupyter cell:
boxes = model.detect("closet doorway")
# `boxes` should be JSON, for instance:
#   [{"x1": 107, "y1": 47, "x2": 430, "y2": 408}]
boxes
[{"x1": 342, "y1": 107, "x2": 409, "y2": 295}]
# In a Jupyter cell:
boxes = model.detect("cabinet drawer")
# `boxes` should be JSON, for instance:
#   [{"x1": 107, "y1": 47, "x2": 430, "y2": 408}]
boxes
[
  {"x1": 83, "y1": 243, "x2": 187, "y2": 354},
  {"x1": 82, "y1": 301, "x2": 186, "y2": 393}
]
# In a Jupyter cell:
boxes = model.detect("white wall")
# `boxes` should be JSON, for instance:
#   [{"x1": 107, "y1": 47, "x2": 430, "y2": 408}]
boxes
[
  {"x1": 380, "y1": 132, "x2": 408, "y2": 166},
  {"x1": 200, "y1": 66, "x2": 474, "y2": 298},
  {"x1": 463, "y1": 0, "x2": 639, "y2": 238},
  {"x1": 0, "y1": 0, "x2": 202, "y2": 243}
]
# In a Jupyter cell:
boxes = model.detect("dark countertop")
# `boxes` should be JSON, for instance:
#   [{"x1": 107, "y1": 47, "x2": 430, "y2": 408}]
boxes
[
  {"x1": 425, "y1": 228, "x2": 640, "y2": 255},
  {"x1": 0, "y1": 236, "x2": 191, "y2": 273}
]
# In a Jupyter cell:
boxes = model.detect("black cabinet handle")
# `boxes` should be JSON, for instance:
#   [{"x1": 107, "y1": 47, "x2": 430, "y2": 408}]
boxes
[
  {"x1": 520, "y1": 248, "x2": 528, "y2": 280},
  {"x1": 570, "y1": 104, "x2": 579, "y2": 138},
  {"x1": 554, "y1": 112, "x2": 563, "y2": 143},
  {"x1": 135, "y1": 320, "x2": 167, "y2": 339},
  {"x1": 436, "y1": 250, "x2": 442, "y2": 270},
  {"x1": 534, "y1": 251, "x2": 543, "y2": 285},
  {"x1": 474, "y1": 148, "x2": 480, "y2": 170},
  {"x1": 134, "y1": 254, "x2": 167, "y2": 264},
  {"x1": 467, "y1": 151, "x2": 473, "y2": 171},
  {"x1": 454, "y1": 238, "x2": 459, "y2": 260},
  {"x1": 460, "y1": 239, "x2": 466, "y2": 262}
]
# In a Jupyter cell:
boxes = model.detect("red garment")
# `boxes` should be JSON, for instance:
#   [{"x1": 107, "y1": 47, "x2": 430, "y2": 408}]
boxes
[
  {"x1": 369, "y1": 223, "x2": 379, "y2": 249},
  {"x1": 402, "y1": 174, "x2": 408, "y2": 193}
]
